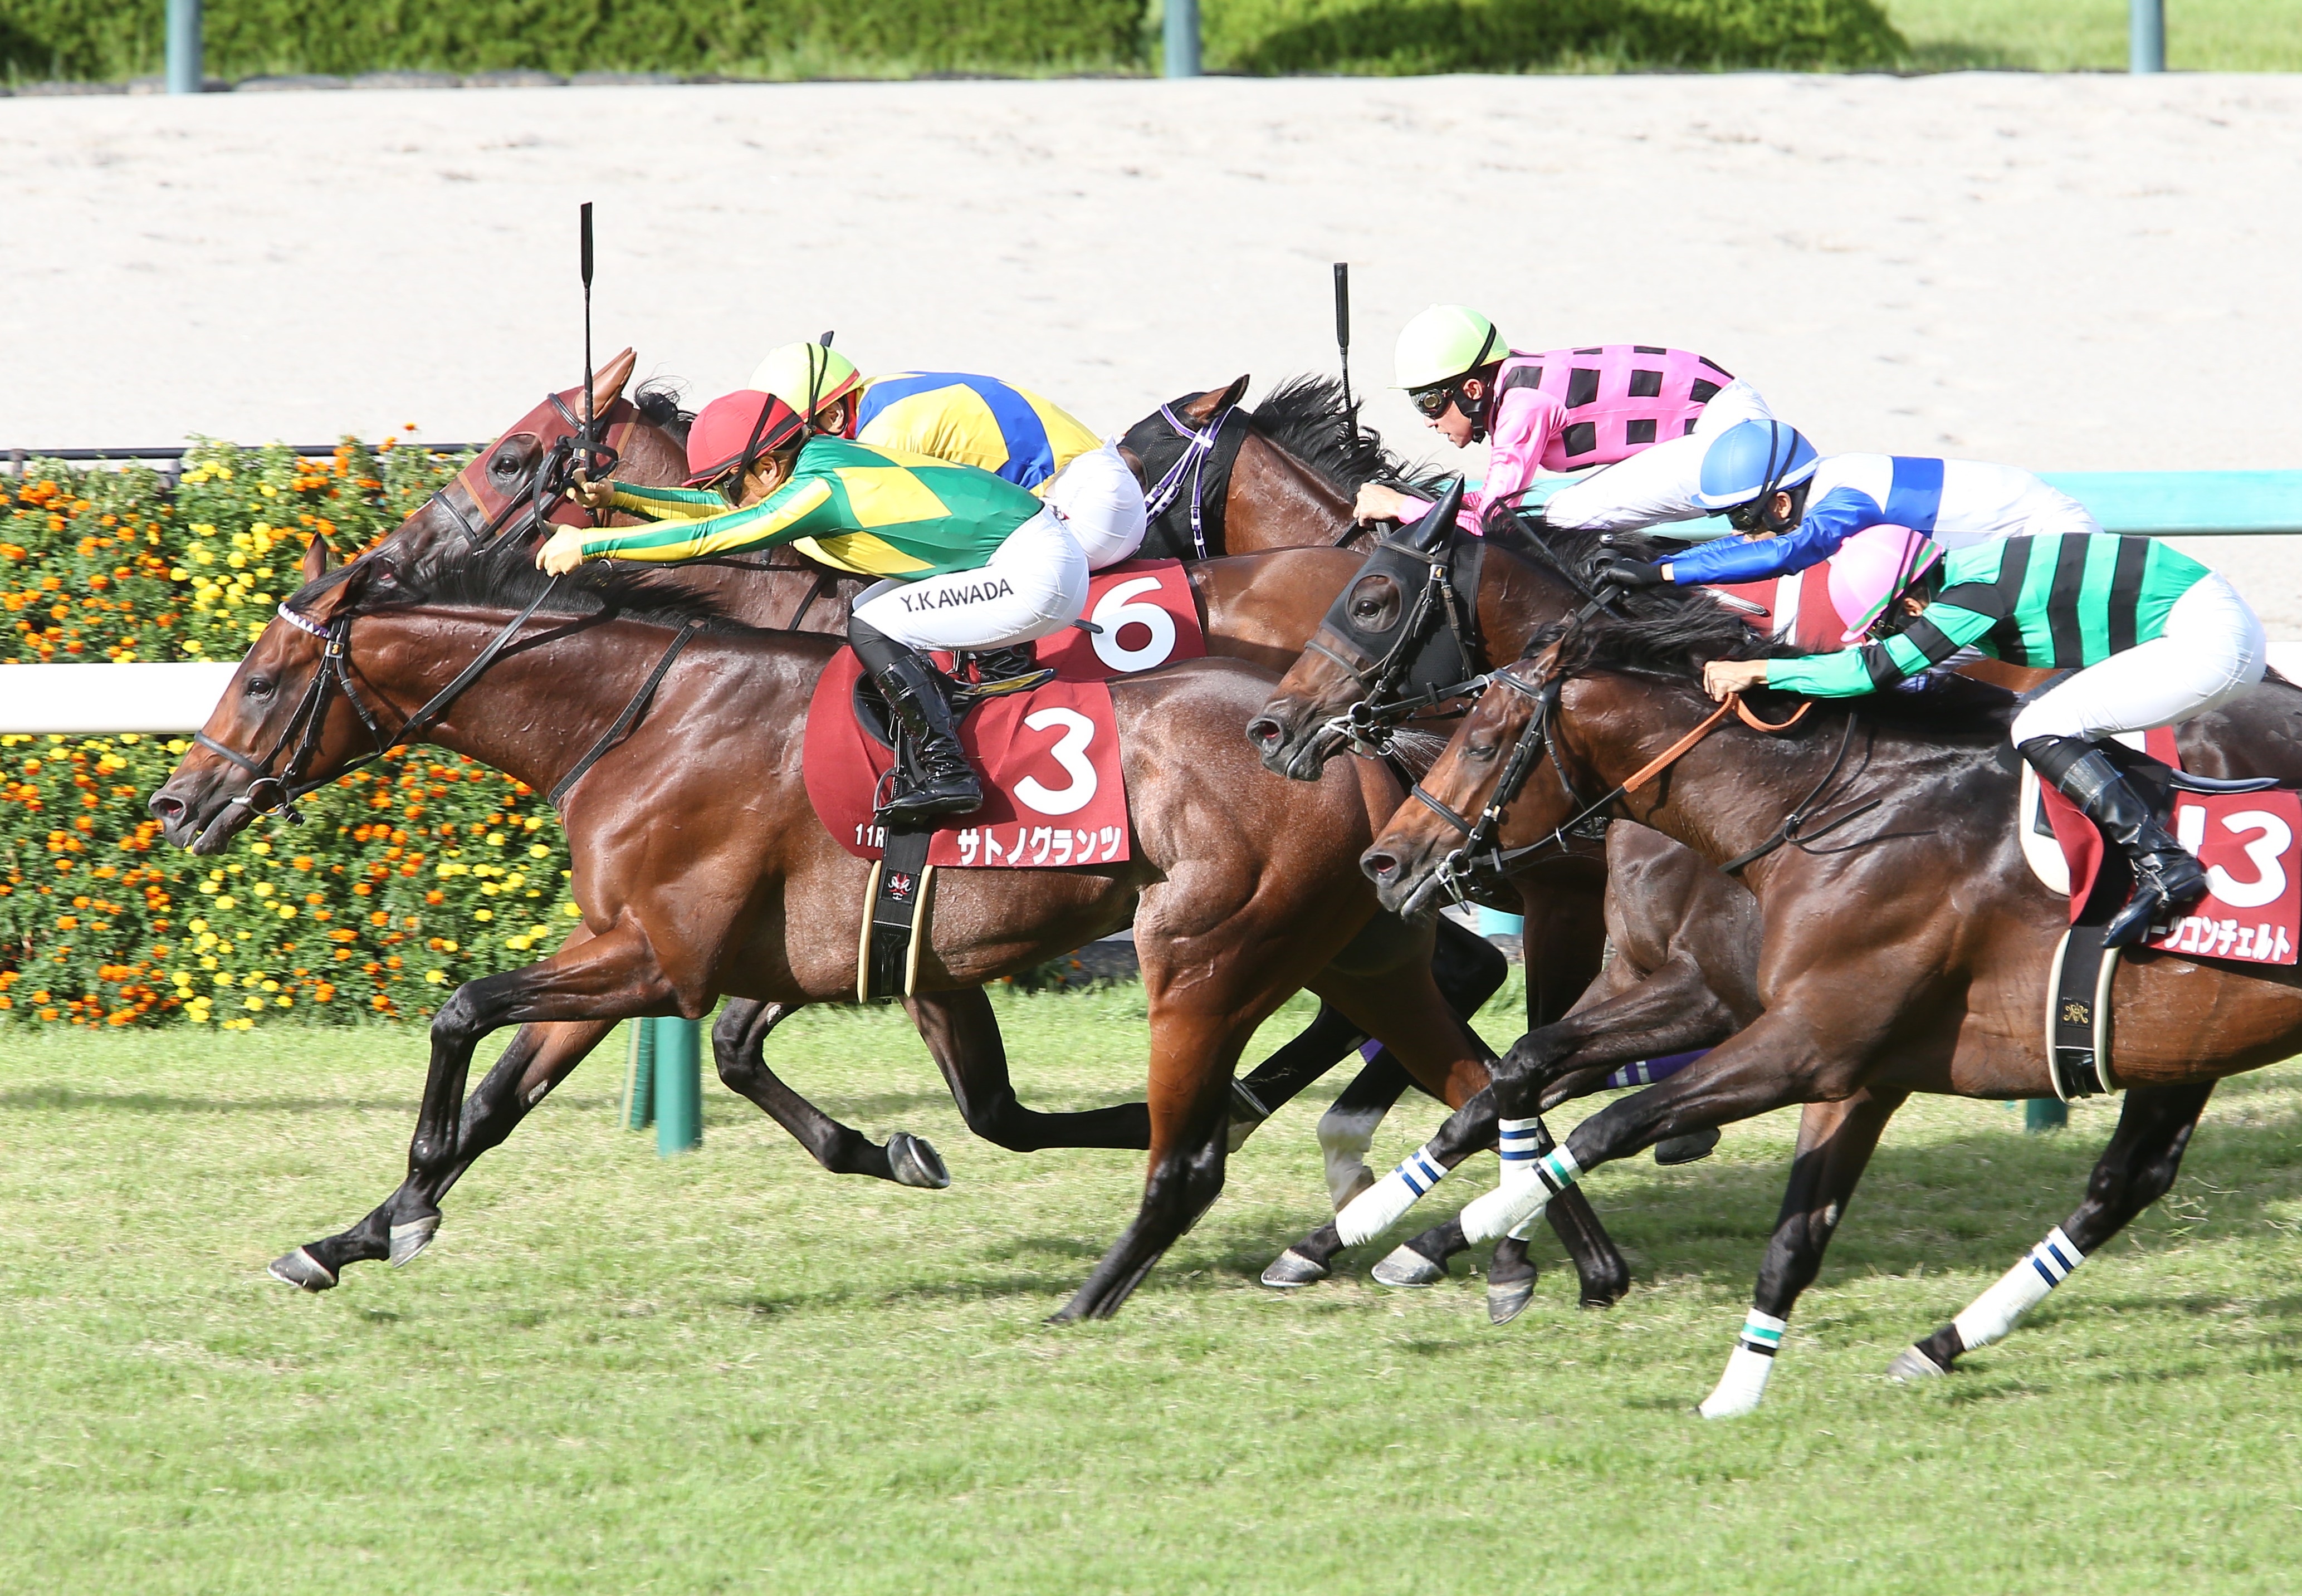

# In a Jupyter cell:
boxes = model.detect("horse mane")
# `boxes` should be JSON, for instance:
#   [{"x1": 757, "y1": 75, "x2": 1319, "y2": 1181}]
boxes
[
  {"x1": 1488, "y1": 506, "x2": 2018, "y2": 735},
  {"x1": 633, "y1": 379, "x2": 693, "y2": 445},
  {"x1": 1250, "y1": 375, "x2": 1450, "y2": 498},
  {"x1": 299, "y1": 516, "x2": 744, "y2": 635}
]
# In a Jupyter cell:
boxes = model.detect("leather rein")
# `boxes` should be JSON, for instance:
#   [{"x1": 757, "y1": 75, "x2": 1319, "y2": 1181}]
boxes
[
  {"x1": 1400, "y1": 662, "x2": 1834, "y2": 914},
  {"x1": 191, "y1": 396, "x2": 644, "y2": 835}
]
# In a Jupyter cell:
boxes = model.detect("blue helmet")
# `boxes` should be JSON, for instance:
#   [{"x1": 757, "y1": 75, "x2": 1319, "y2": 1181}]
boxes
[{"x1": 1690, "y1": 420, "x2": 1821, "y2": 511}]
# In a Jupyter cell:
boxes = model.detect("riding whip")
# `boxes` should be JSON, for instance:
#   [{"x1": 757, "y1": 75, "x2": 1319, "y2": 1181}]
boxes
[
  {"x1": 1332, "y1": 262, "x2": 1353, "y2": 447},
  {"x1": 579, "y1": 202, "x2": 600, "y2": 522}
]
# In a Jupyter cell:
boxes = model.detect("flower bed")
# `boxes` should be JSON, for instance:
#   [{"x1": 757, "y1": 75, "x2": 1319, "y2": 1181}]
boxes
[{"x1": 0, "y1": 441, "x2": 578, "y2": 1027}]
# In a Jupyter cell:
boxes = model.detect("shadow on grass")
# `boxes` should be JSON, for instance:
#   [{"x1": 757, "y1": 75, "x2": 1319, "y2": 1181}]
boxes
[{"x1": 0, "y1": 1084, "x2": 424, "y2": 1115}]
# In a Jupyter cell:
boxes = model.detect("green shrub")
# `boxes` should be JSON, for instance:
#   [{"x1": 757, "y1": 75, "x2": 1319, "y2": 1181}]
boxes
[
  {"x1": 0, "y1": 0, "x2": 1148, "y2": 82},
  {"x1": 0, "y1": 443, "x2": 579, "y2": 1027},
  {"x1": 1199, "y1": 0, "x2": 1906, "y2": 74}
]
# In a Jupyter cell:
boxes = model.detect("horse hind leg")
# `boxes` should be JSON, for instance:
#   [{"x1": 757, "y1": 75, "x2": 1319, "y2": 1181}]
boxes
[
  {"x1": 1259, "y1": 1057, "x2": 1414, "y2": 1289},
  {"x1": 1889, "y1": 1081, "x2": 2216, "y2": 1383},
  {"x1": 909, "y1": 987, "x2": 1150, "y2": 1154},
  {"x1": 712, "y1": 999, "x2": 947, "y2": 1188}
]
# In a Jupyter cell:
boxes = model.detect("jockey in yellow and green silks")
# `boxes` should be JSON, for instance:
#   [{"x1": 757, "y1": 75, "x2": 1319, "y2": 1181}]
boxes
[
  {"x1": 751, "y1": 341, "x2": 1146, "y2": 570},
  {"x1": 541, "y1": 388, "x2": 1089, "y2": 823}
]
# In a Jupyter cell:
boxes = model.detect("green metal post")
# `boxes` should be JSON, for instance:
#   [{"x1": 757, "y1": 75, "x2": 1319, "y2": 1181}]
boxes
[
  {"x1": 166, "y1": 0, "x2": 203, "y2": 94},
  {"x1": 621, "y1": 1018, "x2": 655, "y2": 1130},
  {"x1": 652, "y1": 1017, "x2": 702, "y2": 1156},
  {"x1": 1164, "y1": 0, "x2": 1200, "y2": 78},
  {"x1": 2130, "y1": 0, "x2": 2165, "y2": 73},
  {"x1": 2025, "y1": 1098, "x2": 2069, "y2": 1134}
]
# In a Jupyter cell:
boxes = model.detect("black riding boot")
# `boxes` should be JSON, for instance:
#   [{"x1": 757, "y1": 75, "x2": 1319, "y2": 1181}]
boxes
[
  {"x1": 2020, "y1": 734, "x2": 2207, "y2": 947},
  {"x1": 851, "y1": 619, "x2": 983, "y2": 823}
]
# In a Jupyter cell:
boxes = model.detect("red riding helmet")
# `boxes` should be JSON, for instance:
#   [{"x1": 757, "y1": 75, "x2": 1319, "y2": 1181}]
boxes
[{"x1": 685, "y1": 390, "x2": 805, "y2": 487}]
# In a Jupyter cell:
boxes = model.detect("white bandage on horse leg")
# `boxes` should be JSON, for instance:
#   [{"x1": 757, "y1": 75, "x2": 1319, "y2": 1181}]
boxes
[
  {"x1": 1698, "y1": 1310, "x2": 1789, "y2": 1419},
  {"x1": 1952, "y1": 1226, "x2": 2085, "y2": 1351},
  {"x1": 1461, "y1": 1128, "x2": 1577, "y2": 1245},
  {"x1": 1333, "y1": 1141, "x2": 1452, "y2": 1246},
  {"x1": 1317, "y1": 1096, "x2": 1387, "y2": 1211}
]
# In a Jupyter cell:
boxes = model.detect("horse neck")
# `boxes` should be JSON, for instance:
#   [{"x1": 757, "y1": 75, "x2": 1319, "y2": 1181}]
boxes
[
  {"x1": 1223, "y1": 435, "x2": 1356, "y2": 553},
  {"x1": 1476, "y1": 538, "x2": 1583, "y2": 663},
  {"x1": 1558, "y1": 672, "x2": 1858, "y2": 875},
  {"x1": 340, "y1": 606, "x2": 719, "y2": 797}
]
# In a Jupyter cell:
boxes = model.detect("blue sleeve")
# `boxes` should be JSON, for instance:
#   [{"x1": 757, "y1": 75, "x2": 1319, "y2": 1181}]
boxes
[{"x1": 1663, "y1": 488, "x2": 1883, "y2": 585}]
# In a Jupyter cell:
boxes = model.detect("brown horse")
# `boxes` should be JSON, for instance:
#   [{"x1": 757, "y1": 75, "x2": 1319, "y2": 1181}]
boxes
[
  {"x1": 364, "y1": 364, "x2": 1509, "y2": 1201},
  {"x1": 1353, "y1": 522, "x2": 2302, "y2": 1411},
  {"x1": 148, "y1": 481, "x2": 1632, "y2": 1320}
]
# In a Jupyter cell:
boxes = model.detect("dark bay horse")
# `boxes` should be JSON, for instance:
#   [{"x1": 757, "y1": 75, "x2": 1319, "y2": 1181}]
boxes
[
  {"x1": 148, "y1": 505, "x2": 1618, "y2": 1321},
  {"x1": 1354, "y1": 528, "x2": 2302, "y2": 1411}
]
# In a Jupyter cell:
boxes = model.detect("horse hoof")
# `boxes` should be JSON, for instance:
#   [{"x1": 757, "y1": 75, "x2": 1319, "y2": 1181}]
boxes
[
  {"x1": 1370, "y1": 1244, "x2": 1447, "y2": 1288},
  {"x1": 1259, "y1": 1249, "x2": 1330, "y2": 1289},
  {"x1": 1488, "y1": 1280, "x2": 1536, "y2": 1326},
  {"x1": 887, "y1": 1132, "x2": 952, "y2": 1190},
  {"x1": 388, "y1": 1216, "x2": 439, "y2": 1267},
  {"x1": 268, "y1": 1248, "x2": 338, "y2": 1293},
  {"x1": 1653, "y1": 1127, "x2": 1721, "y2": 1166},
  {"x1": 1886, "y1": 1345, "x2": 1950, "y2": 1382}
]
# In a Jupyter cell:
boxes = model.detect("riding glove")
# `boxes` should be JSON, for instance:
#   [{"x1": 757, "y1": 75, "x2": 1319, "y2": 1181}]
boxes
[{"x1": 1595, "y1": 557, "x2": 1667, "y2": 589}]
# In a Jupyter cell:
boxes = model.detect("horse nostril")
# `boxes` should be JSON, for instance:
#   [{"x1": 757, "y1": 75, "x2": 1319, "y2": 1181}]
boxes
[
  {"x1": 1245, "y1": 717, "x2": 1282, "y2": 749},
  {"x1": 1362, "y1": 851, "x2": 1398, "y2": 882},
  {"x1": 148, "y1": 793, "x2": 181, "y2": 821}
]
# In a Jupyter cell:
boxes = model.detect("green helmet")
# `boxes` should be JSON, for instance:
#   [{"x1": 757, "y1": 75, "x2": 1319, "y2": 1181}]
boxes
[
  {"x1": 1392, "y1": 305, "x2": 1507, "y2": 392},
  {"x1": 748, "y1": 341, "x2": 863, "y2": 420}
]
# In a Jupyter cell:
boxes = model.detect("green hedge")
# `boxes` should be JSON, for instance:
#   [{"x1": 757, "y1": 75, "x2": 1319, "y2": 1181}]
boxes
[
  {"x1": 0, "y1": 0, "x2": 1148, "y2": 81},
  {"x1": 0, "y1": 443, "x2": 580, "y2": 1027},
  {"x1": 2, "y1": 0, "x2": 1905, "y2": 81}
]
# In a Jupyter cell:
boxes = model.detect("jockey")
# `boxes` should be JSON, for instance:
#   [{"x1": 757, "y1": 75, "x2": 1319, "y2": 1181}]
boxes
[
  {"x1": 1704, "y1": 532, "x2": 2267, "y2": 946},
  {"x1": 1596, "y1": 420, "x2": 2100, "y2": 590},
  {"x1": 751, "y1": 341, "x2": 1147, "y2": 570},
  {"x1": 542, "y1": 389, "x2": 1091, "y2": 823},
  {"x1": 1351, "y1": 305, "x2": 1776, "y2": 535}
]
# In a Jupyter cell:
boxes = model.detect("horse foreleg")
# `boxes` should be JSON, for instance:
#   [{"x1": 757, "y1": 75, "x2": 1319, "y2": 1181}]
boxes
[
  {"x1": 1890, "y1": 1080, "x2": 2218, "y2": 1383},
  {"x1": 908, "y1": 987, "x2": 1151, "y2": 1153},
  {"x1": 1697, "y1": 1089, "x2": 1907, "y2": 1418},
  {"x1": 1516, "y1": 861, "x2": 1607, "y2": 1030},
  {"x1": 278, "y1": 925, "x2": 676, "y2": 1290},
  {"x1": 270, "y1": 1016, "x2": 617, "y2": 1290}
]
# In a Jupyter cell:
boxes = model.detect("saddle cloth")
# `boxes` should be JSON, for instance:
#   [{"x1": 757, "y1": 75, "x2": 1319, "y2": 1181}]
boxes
[
  {"x1": 2021, "y1": 726, "x2": 2300, "y2": 965},
  {"x1": 1028, "y1": 558, "x2": 1203, "y2": 679}
]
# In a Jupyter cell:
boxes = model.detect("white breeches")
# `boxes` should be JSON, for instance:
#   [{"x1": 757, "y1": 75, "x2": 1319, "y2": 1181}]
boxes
[
  {"x1": 1542, "y1": 378, "x2": 1776, "y2": 533},
  {"x1": 1041, "y1": 442, "x2": 1148, "y2": 570},
  {"x1": 2008, "y1": 572, "x2": 2266, "y2": 746},
  {"x1": 852, "y1": 509, "x2": 1090, "y2": 653}
]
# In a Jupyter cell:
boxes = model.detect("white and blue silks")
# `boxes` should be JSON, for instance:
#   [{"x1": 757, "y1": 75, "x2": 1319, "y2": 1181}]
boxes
[{"x1": 1662, "y1": 454, "x2": 2101, "y2": 586}]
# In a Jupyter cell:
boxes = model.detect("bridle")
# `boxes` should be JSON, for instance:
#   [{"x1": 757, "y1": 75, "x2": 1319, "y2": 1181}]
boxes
[
  {"x1": 190, "y1": 393, "x2": 628, "y2": 831},
  {"x1": 1306, "y1": 520, "x2": 1489, "y2": 758},
  {"x1": 1138, "y1": 399, "x2": 1247, "y2": 560},
  {"x1": 1397, "y1": 657, "x2": 1831, "y2": 917}
]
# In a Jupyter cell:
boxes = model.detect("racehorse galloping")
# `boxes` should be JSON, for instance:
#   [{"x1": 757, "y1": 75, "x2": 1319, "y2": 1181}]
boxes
[
  {"x1": 149, "y1": 507, "x2": 1579, "y2": 1321},
  {"x1": 1353, "y1": 526, "x2": 2302, "y2": 1410}
]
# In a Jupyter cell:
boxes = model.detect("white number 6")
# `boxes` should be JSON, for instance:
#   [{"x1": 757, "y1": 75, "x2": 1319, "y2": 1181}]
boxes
[
  {"x1": 1090, "y1": 577, "x2": 1179, "y2": 674},
  {"x1": 1015, "y1": 707, "x2": 1098, "y2": 816}
]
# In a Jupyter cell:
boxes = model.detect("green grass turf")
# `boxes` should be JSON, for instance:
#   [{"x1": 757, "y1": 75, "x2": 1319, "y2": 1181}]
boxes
[
  {"x1": 4, "y1": 977, "x2": 2300, "y2": 1593},
  {"x1": 1884, "y1": 0, "x2": 2302, "y2": 71}
]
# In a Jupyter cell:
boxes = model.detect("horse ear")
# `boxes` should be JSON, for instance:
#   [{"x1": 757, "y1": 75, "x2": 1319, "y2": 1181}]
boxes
[
  {"x1": 1179, "y1": 374, "x2": 1250, "y2": 424},
  {"x1": 588, "y1": 347, "x2": 638, "y2": 414},
  {"x1": 300, "y1": 525, "x2": 335, "y2": 584},
  {"x1": 1402, "y1": 477, "x2": 1465, "y2": 551}
]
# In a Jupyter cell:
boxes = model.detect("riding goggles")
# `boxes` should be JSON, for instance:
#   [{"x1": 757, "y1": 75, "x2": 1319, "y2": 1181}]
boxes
[{"x1": 1410, "y1": 381, "x2": 1471, "y2": 420}]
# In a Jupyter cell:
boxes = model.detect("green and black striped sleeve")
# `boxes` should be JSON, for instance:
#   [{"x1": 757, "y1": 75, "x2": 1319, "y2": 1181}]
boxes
[{"x1": 1763, "y1": 591, "x2": 2002, "y2": 697}]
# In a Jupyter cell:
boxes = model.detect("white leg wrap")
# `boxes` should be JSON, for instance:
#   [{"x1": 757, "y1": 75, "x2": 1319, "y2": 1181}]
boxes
[
  {"x1": 1462, "y1": 1127, "x2": 1576, "y2": 1246},
  {"x1": 1334, "y1": 1141, "x2": 1451, "y2": 1247},
  {"x1": 1699, "y1": 1343, "x2": 1780, "y2": 1419},
  {"x1": 1316, "y1": 1097, "x2": 1384, "y2": 1211},
  {"x1": 1952, "y1": 1226, "x2": 2085, "y2": 1352}
]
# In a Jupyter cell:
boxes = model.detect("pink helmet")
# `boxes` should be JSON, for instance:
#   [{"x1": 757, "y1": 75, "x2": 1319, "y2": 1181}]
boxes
[{"x1": 685, "y1": 390, "x2": 805, "y2": 487}]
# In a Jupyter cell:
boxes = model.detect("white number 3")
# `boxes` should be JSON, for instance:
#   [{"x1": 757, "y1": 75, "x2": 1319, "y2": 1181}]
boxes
[
  {"x1": 1015, "y1": 707, "x2": 1098, "y2": 816},
  {"x1": 2180, "y1": 805, "x2": 2293, "y2": 909}
]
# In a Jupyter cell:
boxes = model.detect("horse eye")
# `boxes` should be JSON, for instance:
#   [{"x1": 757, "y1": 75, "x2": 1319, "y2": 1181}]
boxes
[
  {"x1": 1468, "y1": 741, "x2": 1498, "y2": 760},
  {"x1": 492, "y1": 452, "x2": 521, "y2": 475},
  {"x1": 246, "y1": 678, "x2": 275, "y2": 699}
]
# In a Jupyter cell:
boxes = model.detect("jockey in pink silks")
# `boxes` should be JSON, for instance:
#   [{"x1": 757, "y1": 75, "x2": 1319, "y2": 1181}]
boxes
[{"x1": 1352, "y1": 304, "x2": 1778, "y2": 536}]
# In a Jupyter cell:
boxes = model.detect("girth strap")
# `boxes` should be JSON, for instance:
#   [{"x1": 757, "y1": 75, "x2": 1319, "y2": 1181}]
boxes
[{"x1": 547, "y1": 619, "x2": 704, "y2": 810}]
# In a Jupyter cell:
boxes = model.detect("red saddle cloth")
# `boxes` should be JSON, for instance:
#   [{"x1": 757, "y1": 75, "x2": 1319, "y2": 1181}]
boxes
[
  {"x1": 2039, "y1": 726, "x2": 2300, "y2": 965},
  {"x1": 803, "y1": 561, "x2": 1202, "y2": 868}
]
